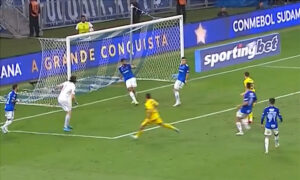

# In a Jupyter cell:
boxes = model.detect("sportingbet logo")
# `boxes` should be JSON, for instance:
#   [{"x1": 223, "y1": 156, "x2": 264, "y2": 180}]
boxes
[
  {"x1": 195, "y1": 33, "x2": 281, "y2": 72},
  {"x1": 204, "y1": 36, "x2": 278, "y2": 67}
]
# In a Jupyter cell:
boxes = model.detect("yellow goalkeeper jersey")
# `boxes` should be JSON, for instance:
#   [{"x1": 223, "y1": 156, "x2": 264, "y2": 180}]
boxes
[
  {"x1": 244, "y1": 77, "x2": 255, "y2": 92},
  {"x1": 145, "y1": 99, "x2": 160, "y2": 120}
]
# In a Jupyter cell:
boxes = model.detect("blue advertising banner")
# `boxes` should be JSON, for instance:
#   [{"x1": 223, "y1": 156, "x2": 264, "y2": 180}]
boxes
[
  {"x1": 0, "y1": 52, "x2": 41, "y2": 86},
  {"x1": 184, "y1": 2, "x2": 300, "y2": 48},
  {"x1": 194, "y1": 33, "x2": 281, "y2": 72},
  {"x1": 0, "y1": 27, "x2": 177, "y2": 86}
]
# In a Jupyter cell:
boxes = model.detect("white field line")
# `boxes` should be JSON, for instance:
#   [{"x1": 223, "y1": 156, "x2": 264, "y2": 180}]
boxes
[
  {"x1": 10, "y1": 91, "x2": 300, "y2": 140},
  {"x1": 9, "y1": 130, "x2": 114, "y2": 140},
  {"x1": 112, "y1": 91, "x2": 300, "y2": 139},
  {"x1": 1, "y1": 54, "x2": 299, "y2": 126},
  {"x1": 261, "y1": 65, "x2": 300, "y2": 70}
]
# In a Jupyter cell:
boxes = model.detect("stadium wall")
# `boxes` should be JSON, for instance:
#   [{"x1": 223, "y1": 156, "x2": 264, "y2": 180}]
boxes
[
  {"x1": 0, "y1": 3, "x2": 299, "y2": 86},
  {"x1": 8, "y1": 0, "x2": 215, "y2": 29}
]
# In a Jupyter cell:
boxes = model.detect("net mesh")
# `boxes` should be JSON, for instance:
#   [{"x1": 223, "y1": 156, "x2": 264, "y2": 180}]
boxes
[{"x1": 20, "y1": 16, "x2": 182, "y2": 106}]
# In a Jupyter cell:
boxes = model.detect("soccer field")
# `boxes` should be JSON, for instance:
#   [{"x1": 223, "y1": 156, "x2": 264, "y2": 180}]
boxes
[{"x1": 1, "y1": 26, "x2": 300, "y2": 180}]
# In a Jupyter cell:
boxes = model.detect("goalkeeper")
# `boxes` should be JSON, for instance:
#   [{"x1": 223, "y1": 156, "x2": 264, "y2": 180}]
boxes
[{"x1": 132, "y1": 93, "x2": 179, "y2": 139}]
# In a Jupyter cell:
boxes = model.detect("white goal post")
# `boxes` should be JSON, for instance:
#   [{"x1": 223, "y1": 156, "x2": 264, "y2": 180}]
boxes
[{"x1": 20, "y1": 15, "x2": 184, "y2": 106}]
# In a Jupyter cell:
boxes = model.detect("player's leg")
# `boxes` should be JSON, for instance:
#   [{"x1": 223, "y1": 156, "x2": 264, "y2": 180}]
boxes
[
  {"x1": 127, "y1": 78, "x2": 138, "y2": 105},
  {"x1": 273, "y1": 129, "x2": 280, "y2": 148},
  {"x1": 248, "y1": 112, "x2": 254, "y2": 124},
  {"x1": 156, "y1": 118, "x2": 180, "y2": 133},
  {"x1": 132, "y1": 119, "x2": 149, "y2": 139},
  {"x1": 1, "y1": 111, "x2": 14, "y2": 134},
  {"x1": 59, "y1": 99, "x2": 72, "y2": 132},
  {"x1": 128, "y1": 88, "x2": 138, "y2": 105},
  {"x1": 264, "y1": 128, "x2": 272, "y2": 154},
  {"x1": 235, "y1": 111, "x2": 244, "y2": 135},
  {"x1": 173, "y1": 80, "x2": 182, "y2": 107},
  {"x1": 241, "y1": 117, "x2": 251, "y2": 130},
  {"x1": 63, "y1": 111, "x2": 72, "y2": 132}
]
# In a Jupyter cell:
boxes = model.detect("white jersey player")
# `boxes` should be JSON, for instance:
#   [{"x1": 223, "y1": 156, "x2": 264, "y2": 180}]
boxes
[{"x1": 58, "y1": 76, "x2": 78, "y2": 132}]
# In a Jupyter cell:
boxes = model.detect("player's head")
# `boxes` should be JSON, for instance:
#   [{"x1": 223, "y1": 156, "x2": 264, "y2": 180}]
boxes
[
  {"x1": 246, "y1": 82, "x2": 252, "y2": 90},
  {"x1": 69, "y1": 76, "x2": 77, "y2": 84},
  {"x1": 244, "y1": 71, "x2": 250, "y2": 78},
  {"x1": 120, "y1": 58, "x2": 127, "y2": 65},
  {"x1": 269, "y1": 98, "x2": 275, "y2": 105},
  {"x1": 12, "y1": 84, "x2": 18, "y2": 91},
  {"x1": 181, "y1": 57, "x2": 187, "y2": 64},
  {"x1": 145, "y1": 93, "x2": 151, "y2": 99},
  {"x1": 81, "y1": 15, "x2": 86, "y2": 22}
]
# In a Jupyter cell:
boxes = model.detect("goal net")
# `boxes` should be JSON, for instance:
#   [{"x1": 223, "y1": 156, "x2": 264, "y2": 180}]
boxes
[{"x1": 21, "y1": 15, "x2": 184, "y2": 106}]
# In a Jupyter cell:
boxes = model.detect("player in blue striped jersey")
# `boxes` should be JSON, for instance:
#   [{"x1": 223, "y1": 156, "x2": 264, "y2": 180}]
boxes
[
  {"x1": 173, "y1": 57, "x2": 189, "y2": 107},
  {"x1": 1, "y1": 84, "x2": 19, "y2": 134},
  {"x1": 118, "y1": 58, "x2": 138, "y2": 105},
  {"x1": 261, "y1": 98, "x2": 283, "y2": 154},
  {"x1": 235, "y1": 83, "x2": 257, "y2": 135}
]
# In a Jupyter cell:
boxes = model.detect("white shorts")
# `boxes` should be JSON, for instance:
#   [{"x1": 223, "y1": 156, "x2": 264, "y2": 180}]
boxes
[
  {"x1": 58, "y1": 98, "x2": 72, "y2": 112},
  {"x1": 174, "y1": 80, "x2": 185, "y2": 90},
  {"x1": 264, "y1": 128, "x2": 279, "y2": 136},
  {"x1": 5, "y1": 111, "x2": 14, "y2": 120},
  {"x1": 126, "y1": 77, "x2": 137, "y2": 89},
  {"x1": 236, "y1": 110, "x2": 248, "y2": 119}
]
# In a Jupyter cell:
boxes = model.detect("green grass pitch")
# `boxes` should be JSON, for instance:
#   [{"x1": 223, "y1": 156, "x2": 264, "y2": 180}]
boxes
[{"x1": 1, "y1": 26, "x2": 300, "y2": 180}]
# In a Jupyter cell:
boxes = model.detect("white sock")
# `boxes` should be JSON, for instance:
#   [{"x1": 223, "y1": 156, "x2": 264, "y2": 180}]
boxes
[
  {"x1": 236, "y1": 122, "x2": 242, "y2": 133},
  {"x1": 174, "y1": 91, "x2": 180, "y2": 103},
  {"x1": 241, "y1": 118, "x2": 250, "y2": 130},
  {"x1": 275, "y1": 135, "x2": 279, "y2": 145},
  {"x1": 129, "y1": 91, "x2": 137, "y2": 103},
  {"x1": 265, "y1": 137, "x2": 269, "y2": 153},
  {"x1": 64, "y1": 114, "x2": 70, "y2": 128},
  {"x1": 2, "y1": 120, "x2": 12, "y2": 129}
]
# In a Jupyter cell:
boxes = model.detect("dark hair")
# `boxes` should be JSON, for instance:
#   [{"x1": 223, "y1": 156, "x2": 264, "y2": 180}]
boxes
[
  {"x1": 81, "y1": 15, "x2": 86, "y2": 18},
  {"x1": 244, "y1": 72, "x2": 250, "y2": 77},
  {"x1": 181, "y1": 57, "x2": 186, "y2": 60},
  {"x1": 12, "y1": 84, "x2": 18, "y2": 90},
  {"x1": 269, "y1": 98, "x2": 275, "y2": 105},
  {"x1": 246, "y1": 82, "x2": 252, "y2": 89},
  {"x1": 69, "y1": 76, "x2": 77, "y2": 83},
  {"x1": 120, "y1": 58, "x2": 126, "y2": 62},
  {"x1": 146, "y1": 93, "x2": 151, "y2": 99}
]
